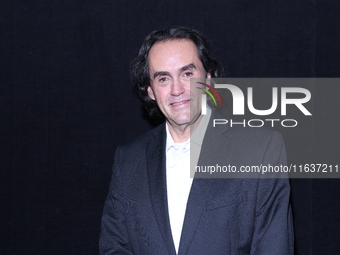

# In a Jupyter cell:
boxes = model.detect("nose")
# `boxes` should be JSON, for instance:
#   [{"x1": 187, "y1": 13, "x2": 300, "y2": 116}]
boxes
[{"x1": 170, "y1": 78, "x2": 185, "y2": 96}]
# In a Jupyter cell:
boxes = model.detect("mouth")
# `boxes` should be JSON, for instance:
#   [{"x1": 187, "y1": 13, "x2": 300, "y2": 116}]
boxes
[{"x1": 170, "y1": 100, "x2": 190, "y2": 106}]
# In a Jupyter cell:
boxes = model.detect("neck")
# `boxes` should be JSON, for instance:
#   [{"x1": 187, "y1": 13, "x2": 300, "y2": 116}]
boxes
[{"x1": 166, "y1": 115, "x2": 203, "y2": 143}]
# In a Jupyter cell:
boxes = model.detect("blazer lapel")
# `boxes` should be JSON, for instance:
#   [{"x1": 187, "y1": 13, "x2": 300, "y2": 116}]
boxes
[
  {"x1": 178, "y1": 112, "x2": 232, "y2": 255},
  {"x1": 146, "y1": 124, "x2": 176, "y2": 255},
  {"x1": 177, "y1": 177, "x2": 213, "y2": 255}
]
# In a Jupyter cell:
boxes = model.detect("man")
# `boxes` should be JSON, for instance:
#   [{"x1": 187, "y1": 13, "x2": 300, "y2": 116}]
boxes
[{"x1": 100, "y1": 27, "x2": 294, "y2": 254}]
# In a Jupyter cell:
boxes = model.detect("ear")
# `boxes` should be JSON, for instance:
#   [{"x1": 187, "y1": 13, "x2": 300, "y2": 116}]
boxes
[
  {"x1": 147, "y1": 86, "x2": 155, "y2": 100},
  {"x1": 205, "y1": 73, "x2": 212, "y2": 89}
]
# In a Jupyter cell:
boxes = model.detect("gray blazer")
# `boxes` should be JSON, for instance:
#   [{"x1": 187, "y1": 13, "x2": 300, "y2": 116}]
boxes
[{"x1": 100, "y1": 116, "x2": 294, "y2": 254}]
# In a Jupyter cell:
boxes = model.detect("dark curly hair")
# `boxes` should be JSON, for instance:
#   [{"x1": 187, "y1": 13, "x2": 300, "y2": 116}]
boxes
[{"x1": 130, "y1": 26, "x2": 223, "y2": 122}]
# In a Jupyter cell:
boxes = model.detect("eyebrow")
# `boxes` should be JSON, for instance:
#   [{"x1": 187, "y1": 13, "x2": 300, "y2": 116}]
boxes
[
  {"x1": 153, "y1": 71, "x2": 170, "y2": 79},
  {"x1": 179, "y1": 63, "x2": 197, "y2": 72},
  {"x1": 152, "y1": 63, "x2": 197, "y2": 79}
]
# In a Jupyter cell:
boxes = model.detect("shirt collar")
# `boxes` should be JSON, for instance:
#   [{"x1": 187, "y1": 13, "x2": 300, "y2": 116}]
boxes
[
  {"x1": 165, "y1": 124, "x2": 189, "y2": 152},
  {"x1": 165, "y1": 107, "x2": 212, "y2": 152}
]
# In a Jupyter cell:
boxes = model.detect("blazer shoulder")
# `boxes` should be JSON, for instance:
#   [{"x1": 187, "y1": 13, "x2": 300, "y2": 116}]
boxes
[{"x1": 217, "y1": 123, "x2": 284, "y2": 145}]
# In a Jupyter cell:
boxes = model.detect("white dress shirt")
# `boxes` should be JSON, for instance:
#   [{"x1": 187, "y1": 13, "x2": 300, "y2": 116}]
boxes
[{"x1": 166, "y1": 108, "x2": 211, "y2": 253}]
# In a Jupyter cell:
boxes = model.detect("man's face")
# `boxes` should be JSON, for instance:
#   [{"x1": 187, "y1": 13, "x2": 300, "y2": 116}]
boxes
[{"x1": 147, "y1": 39, "x2": 209, "y2": 128}]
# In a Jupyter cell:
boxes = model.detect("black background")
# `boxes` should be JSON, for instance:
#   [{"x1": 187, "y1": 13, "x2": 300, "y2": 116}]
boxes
[{"x1": 1, "y1": 0, "x2": 340, "y2": 254}]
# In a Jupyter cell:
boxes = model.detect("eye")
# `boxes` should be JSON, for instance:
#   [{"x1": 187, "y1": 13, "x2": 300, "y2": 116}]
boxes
[
  {"x1": 159, "y1": 77, "x2": 168, "y2": 83},
  {"x1": 155, "y1": 76, "x2": 171, "y2": 86},
  {"x1": 183, "y1": 71, "x2": 193, "y2": 77}
]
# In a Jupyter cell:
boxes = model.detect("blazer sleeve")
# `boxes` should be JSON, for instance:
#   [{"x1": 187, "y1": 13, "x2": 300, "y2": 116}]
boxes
[
  {"x1": 99, "y1": 147, "x2": 134, "y2": 255},
  {"x1": 250, "y1": 131, "x2": 294, "y2": 255}
]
